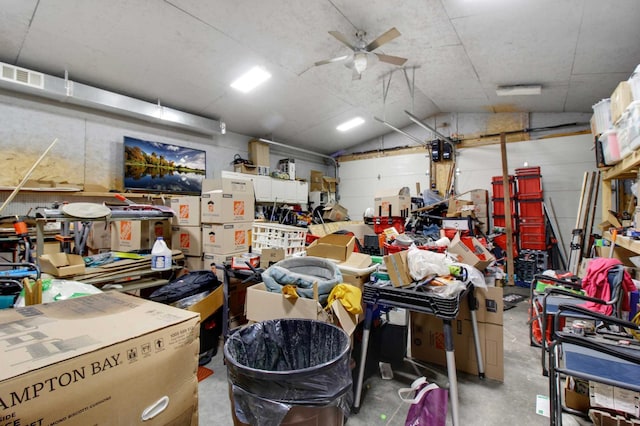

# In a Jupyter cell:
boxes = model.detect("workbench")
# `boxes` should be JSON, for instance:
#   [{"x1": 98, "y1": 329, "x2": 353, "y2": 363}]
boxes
[{"x1": 353, "y1": 281, "x2": 484, "y2": 426}]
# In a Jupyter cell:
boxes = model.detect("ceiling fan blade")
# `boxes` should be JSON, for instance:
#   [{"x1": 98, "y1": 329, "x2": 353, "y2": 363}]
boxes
[
  {"x1": 328, "y1": 31, "x2": 355, "y2": 50},
  {"x1": 375, "y1": 53, "x2": 408, "y2": 66},
  {"x1": 314, "y1": 55, "x2": 350, "y2": 66},
  {"x1": 366, "y1": 27, "x2": 401, "y2": 51}
]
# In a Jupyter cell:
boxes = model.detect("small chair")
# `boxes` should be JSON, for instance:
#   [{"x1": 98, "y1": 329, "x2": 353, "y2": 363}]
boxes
[{"x1": 548, "y1": 304, "x2": 640, "y2": 425}]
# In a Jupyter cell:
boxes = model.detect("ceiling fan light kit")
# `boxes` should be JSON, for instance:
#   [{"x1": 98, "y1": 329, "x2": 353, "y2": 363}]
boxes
[
  {"x1": 353, "y1": 53, "x2": 368, "y2": 74},
  {"x1": 314, "y1": 27, "x2": 408, "y2": 76}
]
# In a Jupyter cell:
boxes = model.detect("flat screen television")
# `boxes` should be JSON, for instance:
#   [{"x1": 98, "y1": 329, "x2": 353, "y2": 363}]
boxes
[{"x1": 123, "y1": 136, "x2": 206, "y2": 195}]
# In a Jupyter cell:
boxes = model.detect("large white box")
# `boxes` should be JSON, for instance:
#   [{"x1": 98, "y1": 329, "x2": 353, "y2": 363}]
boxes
[
  {"x1": 171, "y1": 196, "x2": 201, "y2": 226},
  {"x1": 0, "y1": 292, "x2": 200, "y2": 425},
  {"x1": 201, "y1": 178, "x2": 255, "y2": 223},
  {"x1": 171, "y1": 225, "x2": 203, "y2": 256},
  {"x1": 110, "y1": 220, "x2": 172, "y2": 251},
  {"x1": 202, "y1": 223, "x2": 251, "y2": 254}
]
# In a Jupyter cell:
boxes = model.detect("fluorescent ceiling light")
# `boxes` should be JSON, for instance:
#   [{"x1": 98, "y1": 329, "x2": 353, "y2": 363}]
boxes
[
  {"x1": 230, "y1": 66, "x2": 271, "y2": 93},
  {"x1": 496, "y1": 84, "x2": 542, "y2": 96},
  {"x1": 337, "y1": 117, "x2": 365, "y2": 132}
]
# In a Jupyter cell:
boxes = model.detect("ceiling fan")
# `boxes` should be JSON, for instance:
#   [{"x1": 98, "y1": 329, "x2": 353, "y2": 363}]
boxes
[{"x1": 314, "y1": 27, "x2": 408, "y2": 79}]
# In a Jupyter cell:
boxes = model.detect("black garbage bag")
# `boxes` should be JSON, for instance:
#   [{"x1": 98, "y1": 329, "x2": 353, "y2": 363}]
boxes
[
  {"x1": 224, "y1": 319, "x2": 353, "y2": 426},
  {"x1": 148, "y1": 270, "x2": 219, "y2": 304}
]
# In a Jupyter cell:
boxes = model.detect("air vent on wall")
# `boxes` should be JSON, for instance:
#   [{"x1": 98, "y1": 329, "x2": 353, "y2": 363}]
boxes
[{"x1": 0, "y1": 63, "x2": 44, "y2": 89}]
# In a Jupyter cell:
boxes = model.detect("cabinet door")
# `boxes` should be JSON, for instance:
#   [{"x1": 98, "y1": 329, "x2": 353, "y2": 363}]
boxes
[
  {"x1": 295, "y1": 181, "x2": 308, "y2": 204},
  {"x1": 271, "y1": 179, "x2": 290, "y2": 202},
  {"x1": 252, "y1": 176, "x2": 272, "y2": 202}
]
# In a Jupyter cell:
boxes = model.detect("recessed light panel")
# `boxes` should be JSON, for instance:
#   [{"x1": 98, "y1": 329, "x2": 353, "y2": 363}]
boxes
[
  {"x1": 230, "y1": 66, "x2": 271, "y2": 93},
  {"x1": 337, "y1": 117, "x2": 365, "y2": 132}
]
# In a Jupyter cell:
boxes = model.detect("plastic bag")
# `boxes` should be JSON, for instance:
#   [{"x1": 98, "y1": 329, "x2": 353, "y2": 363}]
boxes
[
  {"x1": 14, "y1": 279, "x2": 102, "y2": 307},
  {"x1": 407, "y1": 245, "x2": 451, "y2": 280},
  {"x1": 398, "y1": 377, "x2": 448, "y2": 426}
]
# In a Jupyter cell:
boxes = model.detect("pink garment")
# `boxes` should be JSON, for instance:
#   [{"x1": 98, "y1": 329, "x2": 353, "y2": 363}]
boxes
[{"x1": 580, "y1": 257, "x2": 635, "y2": 315}]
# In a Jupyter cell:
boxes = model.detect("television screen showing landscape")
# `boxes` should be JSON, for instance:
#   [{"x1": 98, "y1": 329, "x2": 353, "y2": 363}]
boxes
[{"x1": 124, "y1": 136, "x2": 206, "y2": 194}]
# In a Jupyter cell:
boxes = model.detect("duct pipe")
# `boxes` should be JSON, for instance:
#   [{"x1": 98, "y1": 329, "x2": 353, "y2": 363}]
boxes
[{"x1": 0, "y1": 62, "x2": 224, "y2": 135}]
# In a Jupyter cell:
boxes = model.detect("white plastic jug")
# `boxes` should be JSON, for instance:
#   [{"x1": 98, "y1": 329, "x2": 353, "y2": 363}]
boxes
[{"x1": 151, "y1": 237, "x2": 172, "y2": 271}]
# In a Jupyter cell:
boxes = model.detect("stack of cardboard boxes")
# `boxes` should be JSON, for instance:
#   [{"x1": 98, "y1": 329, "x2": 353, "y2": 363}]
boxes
[
  {"x1": 170, "y1": 195, "x2": 203, "y2": 270},
  {"x1": 200, "y1": 178, "x2": 255, "y2": 281},
  {"x1": 110, "y1": 217, "x2": 172, "y2": 252}
]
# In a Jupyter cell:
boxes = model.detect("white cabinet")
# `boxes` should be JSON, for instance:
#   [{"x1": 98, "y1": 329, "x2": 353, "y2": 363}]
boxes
[
  {"x1": 252, "y1": 175, "x2": 272, "y2": 202},
  {"x1": 271, "y1": 179, "x2": 290, "y2": 202},
  {"x1": 220, "y1": 171, "x2": 308, "y2": 205}
]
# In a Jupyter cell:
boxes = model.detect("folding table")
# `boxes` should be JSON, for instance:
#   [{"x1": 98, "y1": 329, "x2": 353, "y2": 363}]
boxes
[{"x1": 353, "y1": 281, "x2": 484, "y2": 426}]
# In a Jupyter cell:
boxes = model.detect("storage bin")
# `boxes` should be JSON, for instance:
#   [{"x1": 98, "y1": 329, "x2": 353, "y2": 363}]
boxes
[
  {"x1": 492, "y1": 198, "x2": 517, "y2": 216},
  {"x1": 627, "y1": 101, "x2": 640, "y2": 151},
  {"x1": 598, "y1": 129, "x2": 622, "y2": 164},
  {"x1": 251, "y1": 222, "x2": 307, "y2": 257},
  {"x1": 592, "y1": 98, "x2": 612, "y2": 134},
  {"x1": 518, "y1": 199, "x2": 544, "y2": 218},
  {"x1": 491, "y1": 175, "x2": 516, "y2": 198},
  {"x1": 629, "y1": 65, "x2": 640, "y2": 101},
  {"x1": 615, "y1": 110, "x2": 632, "y2": 158}
]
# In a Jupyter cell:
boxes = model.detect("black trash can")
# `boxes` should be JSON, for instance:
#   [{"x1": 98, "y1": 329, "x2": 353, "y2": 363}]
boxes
[{"x1": 224, "y1": 319, "x2": 353, "y2": 426}]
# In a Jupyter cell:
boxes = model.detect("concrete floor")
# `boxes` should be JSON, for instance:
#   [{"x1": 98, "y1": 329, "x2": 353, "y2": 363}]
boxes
[{"x1": 198, "y1": 287, "x2": 591, "y2": 425}]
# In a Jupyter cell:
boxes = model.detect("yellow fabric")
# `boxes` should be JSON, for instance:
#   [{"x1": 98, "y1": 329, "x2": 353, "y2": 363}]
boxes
[
  {"x1": 326, "y1": 283, "x2": 363, "y2": 315},
  {"x1": 281, "y1": 285, "x2": 299, "y2": 300}
]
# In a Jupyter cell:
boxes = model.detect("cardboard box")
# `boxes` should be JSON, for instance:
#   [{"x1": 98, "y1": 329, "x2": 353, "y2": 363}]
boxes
[
  {"x1": 374, "y1": 189, "x2": 411, "y2": 217},
  {"x1": 86, "y1": 223, "x2": 111, "y2": 250},
  {"x1": 590, "y1": 381, "x2": 640, "y2": 417},
  {"x1": 201, "y1": 178, "x2": 255, "y2": 223},
  {"x1": 323, "y1": 203, "x2": 348, "y2": 222},
  {"x1": 322, "y1": 177, "x2": 338, "y2": 193},
  {"x1": 457, "y1": 286, "x2": 504, "y2": 325},
  {"x1": 233, "y1": 163, "x2": 258, "y2": 175},
  {"x1": 202, "y1": 223, "x2": 251, "y2": 254},
  {"x1": 245, "y1": 282, "x2": 329, "y2": 323},
  {"x1": 0, "y1": 292, "x2": 199, "y2": 426},
  {"x1": 203, "y1": 252, "x2": 241, "y2": 281},
  {"x1": 565, "y1": 377, "x2": 590, "y2": 413},
  {"x1": 589, "y1": 409, "x2": 640, "y2": 426},
  {"x1": 39, "y1": 253, "x2": 86, "y2": 277},
  {"x1": 110, "y1": 220, "x2": 172, "y2": 251},
  {"x1": 185, "y1": 284, "x2": 223, "y2": 320},
  {"x1": 171, "y1": 225, "x2": 203, "y2": 256},
  {"x1": 244, "y1": 283, "x2": 357, "y2": 334},
  {"x1": 447, "y1": 199, "x2": 473, "y2": 217},
  {"x1": 170, "y1": 196, "x2": 201, "y2": 227},
  {"x1": 611, "y1": 81, "x2": 633, "y2": 124},
  {"x1": 310, "y1": 170, "x2": 324, "y2": 192},
  {"x1": 469, "y1": 189, "x2": 489, "y2": 208},
  {"x1": 259, "y1": 247, "x2": 286, "y2": 269},
  {"x1": 306, "y1": 234, "x2": 355, "y2": 262},
  {"x1": 184, "y1": 255, "x2": 204, "y2": 271},
  {"x1": 384, "y1": 250, "x2": 413, "y2": 287},
  {"x1": 410, "y1": 314, "x2": 504, "y2": 382},
  {"x1": 248, "y1": 139, "x2": 270, "y2": 166},
  {"x1": 447, "y1": 233, "x2": 495, "y2": 270}
]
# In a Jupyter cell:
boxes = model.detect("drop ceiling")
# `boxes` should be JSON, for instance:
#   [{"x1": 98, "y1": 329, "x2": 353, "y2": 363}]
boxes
[{"x1": 1, "y1": 0, "x2": 639, "y2": 154}]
